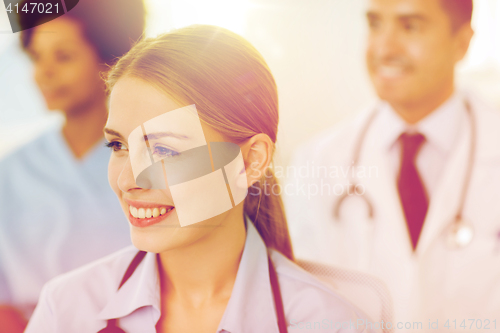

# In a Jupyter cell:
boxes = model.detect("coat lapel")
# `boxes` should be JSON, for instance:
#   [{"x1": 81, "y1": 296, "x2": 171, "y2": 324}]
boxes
[{"x1": 416, "y1": 104, "x2": 470, "y2": 256}]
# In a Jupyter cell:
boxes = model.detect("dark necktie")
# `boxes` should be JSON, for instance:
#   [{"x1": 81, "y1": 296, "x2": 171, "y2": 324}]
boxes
[{"x1": 397, "y1": 132, "x2": 428, "y2": 251}]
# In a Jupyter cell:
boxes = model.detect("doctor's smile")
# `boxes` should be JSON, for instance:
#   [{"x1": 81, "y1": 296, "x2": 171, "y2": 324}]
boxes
[{"x1": 371, "y1": 62, "x2": 412, "y2": 81}]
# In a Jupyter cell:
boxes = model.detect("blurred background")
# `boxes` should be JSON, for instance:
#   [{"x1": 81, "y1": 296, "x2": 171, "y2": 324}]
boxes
[{"x1": 1, "y1": 0, "x2": 500, "y2": 167}]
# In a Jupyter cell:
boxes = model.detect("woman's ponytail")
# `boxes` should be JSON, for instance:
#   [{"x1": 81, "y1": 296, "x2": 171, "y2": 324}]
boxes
[
  {"x1": 244, "y1": 168, "x2": 294, "y2": 261},
  {"x1": 106, "y1": 25, "x2": 294, "y2": 260}
]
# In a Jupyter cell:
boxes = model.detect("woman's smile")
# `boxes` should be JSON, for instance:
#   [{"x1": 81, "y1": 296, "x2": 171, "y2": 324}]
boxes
[{"x1": 124, "y1": 198, "x2": 176, "y2": 228}]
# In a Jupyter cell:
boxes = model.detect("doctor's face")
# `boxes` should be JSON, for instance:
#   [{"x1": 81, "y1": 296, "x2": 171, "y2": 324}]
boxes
[
  {"x1": 105, "y1": 77, "x2": 238, "y2": 253},
  {"x1": 366, "y1": 0, "x2": 469, "y2": 108}
]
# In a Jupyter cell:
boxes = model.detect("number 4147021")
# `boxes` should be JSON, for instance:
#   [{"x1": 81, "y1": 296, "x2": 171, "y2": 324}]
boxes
[
  {"x1": 6, "y1": 2, "x2": 59, "y2": 14},
  {"x1": 444, "y1": 319, "x2": 496, "y2": 330}
]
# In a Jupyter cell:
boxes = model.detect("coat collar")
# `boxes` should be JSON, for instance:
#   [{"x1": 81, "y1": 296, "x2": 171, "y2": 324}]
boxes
[
  {"x1": 96, "y1": 218, "x2": 278, "y2": 333},
  {"x1": 375, "y1": 90, "x2": 464, "y2": 155},
  {"x1": 96, "y1": 249, "x2": 161, "y2": 321},
  {"x1": 216, "y1": 218, "x2": 278, "y2": 333},
  {"x1": 370, "y1": 89, "x2": 500, "y2": 160}
]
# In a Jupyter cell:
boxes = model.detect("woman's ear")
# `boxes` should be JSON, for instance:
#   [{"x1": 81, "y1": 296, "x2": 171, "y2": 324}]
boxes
[{"x1": 240, "y1": 134, "x2": 273, "y2": 187}]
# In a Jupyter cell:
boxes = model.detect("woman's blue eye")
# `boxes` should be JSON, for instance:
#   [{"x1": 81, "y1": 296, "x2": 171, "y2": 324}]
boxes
[
  {"x1": 153, "y1": 145, "x2": 178, "y2": 158},
  {"x1": 105, "y1": 141, "x2": 127, "y2": 152}
]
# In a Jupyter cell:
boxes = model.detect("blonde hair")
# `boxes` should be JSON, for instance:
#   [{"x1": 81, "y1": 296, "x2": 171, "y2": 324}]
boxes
[{"x1": 106, "y1": 25, "x2": 294, "y2": 260}]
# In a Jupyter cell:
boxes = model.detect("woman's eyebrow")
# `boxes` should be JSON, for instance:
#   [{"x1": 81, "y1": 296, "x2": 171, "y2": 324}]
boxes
[
  {"x1": 144, "y1": 132, "x2": 189, "y2": 140},
  {"x1": 104, "y1": 128, "x2": 124, "y2": 139}
]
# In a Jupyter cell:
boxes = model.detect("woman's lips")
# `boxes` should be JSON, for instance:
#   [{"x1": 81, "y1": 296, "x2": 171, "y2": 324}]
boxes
[{"x1": 127, "y1": 202, "x2": 175, "y2": 228}]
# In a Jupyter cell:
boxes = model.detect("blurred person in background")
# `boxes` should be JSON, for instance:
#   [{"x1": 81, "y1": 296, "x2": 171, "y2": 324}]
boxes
[
  {"x1": 286, "y1": 0, "x2": 500, "y2": 329},
  {"x1": 0, "y1": 0, "x2": 145, "y2": 331}
]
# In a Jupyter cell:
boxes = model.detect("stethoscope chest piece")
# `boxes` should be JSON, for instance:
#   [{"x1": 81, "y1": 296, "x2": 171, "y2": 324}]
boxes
[
  {"x1": 446, "y1": 219, "x2": 474, "y2": 249},
  {"x1": 332, "y1": 99, "x2": 477, "y2": 250}
]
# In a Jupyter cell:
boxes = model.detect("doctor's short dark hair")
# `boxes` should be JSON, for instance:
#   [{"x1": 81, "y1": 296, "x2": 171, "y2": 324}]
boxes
[
  {"x1": 19, "y1": 0, "x2": 145, "y2": 65},
  {"x1": 439, "y1": 0, "x2": 473, "y2": 32}
]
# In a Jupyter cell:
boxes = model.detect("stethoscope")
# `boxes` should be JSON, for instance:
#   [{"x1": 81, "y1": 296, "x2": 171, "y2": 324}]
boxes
[
  {"x1": 332, "y1": 99, "x2": 476, "y2": 249},
  {"x1": 98, "y1": 250, "x2": 288, "y2": 333}
]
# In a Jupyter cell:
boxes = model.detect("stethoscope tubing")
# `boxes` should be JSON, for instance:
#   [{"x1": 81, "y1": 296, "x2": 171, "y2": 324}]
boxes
[{"x1": 332, "y1": 99, "x2": 477, "y2": 247}]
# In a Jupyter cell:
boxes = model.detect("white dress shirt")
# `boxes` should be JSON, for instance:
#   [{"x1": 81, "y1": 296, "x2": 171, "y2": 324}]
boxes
[
  {"x1": 285, "y1": 89, "x2": 500, "y2": 329},
  {"x1": 25, "y1": 219, "x2": 375, "y2": 333},
  {"x1": 375, "y1": 91, "x2": 466, "y2": 197}
]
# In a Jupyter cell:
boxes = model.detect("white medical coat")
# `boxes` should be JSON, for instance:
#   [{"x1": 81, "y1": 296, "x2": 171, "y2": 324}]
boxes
[{"x1": 285, "y1": 91, "x2": 500, "y2": 330}]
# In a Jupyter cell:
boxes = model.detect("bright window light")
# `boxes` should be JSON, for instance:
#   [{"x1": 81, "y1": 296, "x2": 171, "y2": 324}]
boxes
[{"x1": 145, "y1": 0, "x2": 250, "y2": 37}]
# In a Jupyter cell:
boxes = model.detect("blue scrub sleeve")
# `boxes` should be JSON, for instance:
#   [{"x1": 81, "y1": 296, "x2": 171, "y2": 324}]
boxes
[
  {"x1": 0, "y1": 254, "x2": 11, "y2": 303},
  {"x1": 0, "y1": 161, "x2": 12, "y2": 304}
]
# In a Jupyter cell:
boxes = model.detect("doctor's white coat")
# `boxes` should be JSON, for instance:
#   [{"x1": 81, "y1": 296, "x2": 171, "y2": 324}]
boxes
[{"x1": 285, "y1": 92, "x2": 500, "y2": 330}]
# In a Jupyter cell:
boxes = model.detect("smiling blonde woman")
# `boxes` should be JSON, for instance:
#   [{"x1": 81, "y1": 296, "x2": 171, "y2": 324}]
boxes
[{"x1": 25, "y1": 25, "x2": 374, "y2": 333}]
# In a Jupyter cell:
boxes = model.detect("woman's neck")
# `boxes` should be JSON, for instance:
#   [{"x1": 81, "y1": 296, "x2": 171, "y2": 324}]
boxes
[
  {"x1": 157, "y1": 209, "x2": 247, "y2": 308},
  {"x1": 62, "y1": 99, "x2": 108, "y2": 159}
]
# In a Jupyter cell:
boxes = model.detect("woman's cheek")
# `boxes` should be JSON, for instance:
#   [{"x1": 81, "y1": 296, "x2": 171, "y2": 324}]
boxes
[{"x1": 108, "y1": 155, "x2": 121, "y2": 196}]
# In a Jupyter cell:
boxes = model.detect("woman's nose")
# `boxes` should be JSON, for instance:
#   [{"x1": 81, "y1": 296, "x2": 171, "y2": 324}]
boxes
[{"x1": 117, "y1": 157, "x2": 142, "y2": 193}]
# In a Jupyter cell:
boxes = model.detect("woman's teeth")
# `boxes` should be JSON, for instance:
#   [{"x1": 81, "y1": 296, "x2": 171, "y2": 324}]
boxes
[{"x1": 129, "y1": 206, "x2": 173, "y2": 219}]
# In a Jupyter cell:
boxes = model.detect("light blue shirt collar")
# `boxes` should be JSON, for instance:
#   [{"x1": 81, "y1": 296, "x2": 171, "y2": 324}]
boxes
[
  {"x1": 97, "y1": 218, "x2": 279, "y2": 332},
  {"x1": 217, "y1": 217, "x2": 277, "y2": 332}
]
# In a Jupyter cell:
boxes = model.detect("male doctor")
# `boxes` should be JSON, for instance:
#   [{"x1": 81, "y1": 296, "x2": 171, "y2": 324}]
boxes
[{"x1": 286, "y1": 0, "x2": 500, "y2": 328}]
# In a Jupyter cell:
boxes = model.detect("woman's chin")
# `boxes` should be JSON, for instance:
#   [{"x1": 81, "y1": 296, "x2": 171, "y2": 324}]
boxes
[
  {"x1": 131, "y1": 235, "x2": 171, "y2": 254},
  {"x1": 130, "y1": 228, "x2": 180, "y2": 254}
]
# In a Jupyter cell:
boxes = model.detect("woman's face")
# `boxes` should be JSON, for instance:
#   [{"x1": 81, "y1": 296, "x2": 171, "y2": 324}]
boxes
[
  {"x1": 27, "y1": 16, "x2": 106, "y2": 115},
  {"x1": 105, "y1": 77, "x2": 239, "y2": 253}
]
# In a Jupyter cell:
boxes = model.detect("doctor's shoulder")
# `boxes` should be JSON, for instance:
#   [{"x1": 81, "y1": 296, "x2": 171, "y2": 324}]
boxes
[
  {"x1": 465, "y1": 91, "x2": 500, "y2": 158},
  {"x1": 25, "y1": 246, "x2": 138, "y2": 331},
  {"x1": 290, "y1": 106, "x2": 374, "y2": 167},
  {"x1": 270, "y1": 250, "x2": 375, "y2": 333}
]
